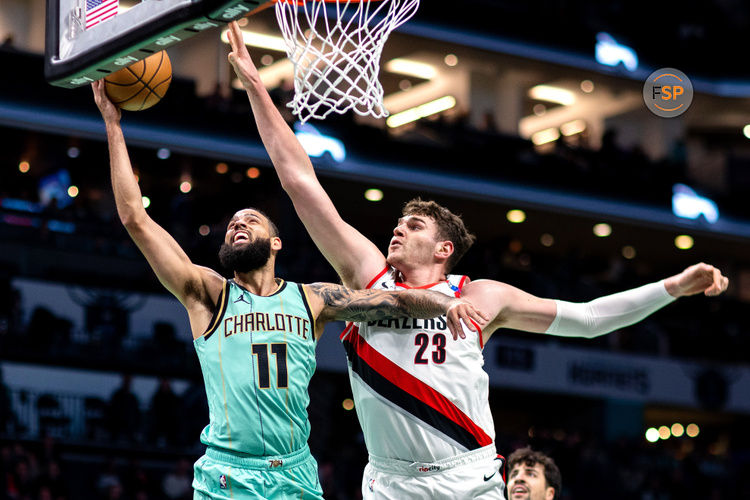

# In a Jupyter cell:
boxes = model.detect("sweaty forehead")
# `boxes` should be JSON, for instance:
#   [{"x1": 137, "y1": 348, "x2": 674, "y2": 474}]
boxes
[
  {"x1": 511, "y1": 462, "x2": 543, "y2": 475},
  {"x1": 398, "y1": 214, "x2": 433, "y2": 225},
  {"x1": 232, "y1": 209, "x2": 264, "y2": 222}
]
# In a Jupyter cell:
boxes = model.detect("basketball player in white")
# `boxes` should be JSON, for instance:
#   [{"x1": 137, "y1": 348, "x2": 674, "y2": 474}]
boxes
[{"x1": 226, "y1": 21, "x2": 729, "y2": 499}]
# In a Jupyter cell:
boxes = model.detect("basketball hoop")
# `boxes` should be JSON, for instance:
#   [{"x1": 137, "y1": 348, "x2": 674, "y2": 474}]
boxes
[{"x1": 274, "y1": 0, "x2": 420, "y2": 122}]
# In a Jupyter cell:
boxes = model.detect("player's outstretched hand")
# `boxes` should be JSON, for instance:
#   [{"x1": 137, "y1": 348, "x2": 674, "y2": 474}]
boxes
[
  {"x1": 226, "y1": 21, "x2": 260, "y2": 89},
  {"x1": 91, "y1": 80, "x2": 121, "y2": 124},
  {"x1": 664, "y1": 263, "x2": 729, "y2": 297},
  {"x1": 446, "y1": 300, "x2": 490, "y2": 341}
]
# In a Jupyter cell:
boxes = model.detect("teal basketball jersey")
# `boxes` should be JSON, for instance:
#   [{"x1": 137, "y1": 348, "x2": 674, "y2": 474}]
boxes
[{"x1": 194, "y1": 278, "x2": 317, "y2": 457}]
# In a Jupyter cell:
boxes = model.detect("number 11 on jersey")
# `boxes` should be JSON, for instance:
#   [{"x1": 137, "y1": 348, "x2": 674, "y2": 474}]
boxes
[{"x1": 252, "y1": 343, "x2": 288, "y2": 388}]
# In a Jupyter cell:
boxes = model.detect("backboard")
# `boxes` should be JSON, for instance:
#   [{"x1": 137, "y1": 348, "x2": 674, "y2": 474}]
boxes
[{"x1": 45, "y1": 0, "x2": 272, "y2": 88}]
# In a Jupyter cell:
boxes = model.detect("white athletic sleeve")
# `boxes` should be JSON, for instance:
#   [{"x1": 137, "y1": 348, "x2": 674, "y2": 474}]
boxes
[{"x1": 544, "y1": 280, "x2": 676, "y2": 338}]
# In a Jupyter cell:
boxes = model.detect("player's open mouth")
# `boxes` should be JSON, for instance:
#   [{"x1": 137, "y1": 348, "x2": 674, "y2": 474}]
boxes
[
  {"x1": 233, "y1": 232, "x2": 250, "y2": 244},
  {"x1": 510, "y1": 486, "x2": 528, "y2": 495}
]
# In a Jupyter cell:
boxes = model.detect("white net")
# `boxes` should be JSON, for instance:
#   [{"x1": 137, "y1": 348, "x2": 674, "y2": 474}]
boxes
[{"x1": 275, "y1": 0, "x2": 420, "y2": 123}]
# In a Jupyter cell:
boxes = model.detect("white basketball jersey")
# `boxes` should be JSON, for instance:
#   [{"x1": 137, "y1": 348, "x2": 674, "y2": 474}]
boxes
[{"x1": 340, "y1": 266, "x2": 496, "y2": 463}]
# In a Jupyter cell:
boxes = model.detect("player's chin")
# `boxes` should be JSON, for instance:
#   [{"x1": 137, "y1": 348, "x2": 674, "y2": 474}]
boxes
[{"x1": 385, "y1": 251, "x2": 402, "y2": 268}]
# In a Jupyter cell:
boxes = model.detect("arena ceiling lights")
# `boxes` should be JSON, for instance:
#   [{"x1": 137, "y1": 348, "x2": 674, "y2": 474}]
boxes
[
  {"x1": 384, "y1": 58, "x2": 437, "y2": 80},
  {"x1": 219, "y1": 28, "x2": 286, "y2": 51},
  {"x1": 528, "y1": 85, "x2": 576, "y2": 106}
]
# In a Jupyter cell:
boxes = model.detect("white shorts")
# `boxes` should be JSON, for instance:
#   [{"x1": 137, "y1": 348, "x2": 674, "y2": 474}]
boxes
[{"x1": 361, "y1": 445, "x2": 506, "y2": 500}]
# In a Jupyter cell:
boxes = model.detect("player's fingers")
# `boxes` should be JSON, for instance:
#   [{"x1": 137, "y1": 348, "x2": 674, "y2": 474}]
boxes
[
  {"x1": 455, "y1": 312, "x2": 469, "y2": 338},
  {"x1": 470, "y1": 305, "x2": 490, "y2": 323},
  {"x1": 713, "y1": 268, "x2": 723, "y2": 288},
  {"x1": 703, "y1": 269, "x2": 723, "y2": 296},
  {"x1": 450, "y1": 314, "x2": 466, "y2": 340},
  {"x1": 446, "y1": 315, "x2": 459, "y2": 341},
  {"x1": 91, "y1": 80, "x2": 103, "y2": 97},
  {"x1": 459, "y1": 309, "x2": 477, "y2": 333},
  {"x1": 228, "y1": 22, "x2": 240, "y2": 51},
  {"x1": 229, "y1": 21, "x2": 248, "y2": 56}
]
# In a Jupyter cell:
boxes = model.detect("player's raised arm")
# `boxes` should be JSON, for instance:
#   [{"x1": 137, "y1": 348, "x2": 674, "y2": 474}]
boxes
[
  {"x1": 92, "y1": 81, "x2": 221, "y2": 318},
  {"x1": 226, "y1": 21, "x2": 385, "y2": 288},
  {"x1": 303, "y1": 283, "x2": 489, "y2": 341},
  {"x1": 463, "y1": 262, "x2": 729, "y2": 345}
]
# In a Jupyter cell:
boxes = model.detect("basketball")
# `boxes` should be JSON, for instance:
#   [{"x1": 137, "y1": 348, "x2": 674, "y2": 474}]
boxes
[{"x1": 103, "y1": 51, "x2": 172, "y2": 111}]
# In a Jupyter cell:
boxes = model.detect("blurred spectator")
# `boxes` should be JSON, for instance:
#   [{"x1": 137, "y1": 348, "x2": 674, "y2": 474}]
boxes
[
  {"x1": 6, "y1": 454, "x2": 35, "y2": 500},
  {"x1": 25, "y1": 308, "x2": 71, "y2": 356},
  {"x1": 180, "y1": 373, "x2": 209, "y2": 448},
  {"x1": 121, "y1": 460, "x2": 152, "y2": 499},
  {"x1": 96, "y1": 459, "x2": 122, "y2": 498},
  {"x1": 161, "y1": 459, "x2": 191, "y2": 500},
  {"x1": 205, "y1": 83, "x2": 231, "y2": 114},
  {"x1": 102, "y1": 483, "x2": 124, "y2": 500},
  {"x1": 108, "y1": 375, "x2": 140, "y2": 443},
  {"x1": 35, "y1": 461, "x2": 67, "y2": 500},
  {"x1": 147, "y1": 378, "x2": 180, "y2": 447},
  {"x1": 477, "y1": 111, "x2": 499, "y2": 134},
  {"x1": 0, "y1": 365, "x2": 18, "y2": 435}
]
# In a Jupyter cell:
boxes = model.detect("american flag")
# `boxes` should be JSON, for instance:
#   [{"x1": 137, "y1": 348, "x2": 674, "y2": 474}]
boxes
[{"x1": 85, "y1": 0, "x2": 119, "y2": 30}]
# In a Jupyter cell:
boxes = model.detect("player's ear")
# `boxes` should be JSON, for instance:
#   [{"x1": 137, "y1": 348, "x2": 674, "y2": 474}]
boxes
[
  {"x1": 271, "y1": 237, "x2": 282, "y2": 251},
  {"x1": 435, "y1": 240, "x2": 453, "y2": 260},
  {"x1": 545, "y1": 486, "x2": 555, "y2": 500}
]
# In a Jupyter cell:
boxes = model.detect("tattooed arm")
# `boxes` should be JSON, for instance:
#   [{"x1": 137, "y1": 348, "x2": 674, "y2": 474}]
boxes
[{"x1": 304, "y1": 283, "x2": 488, "y2": 341}]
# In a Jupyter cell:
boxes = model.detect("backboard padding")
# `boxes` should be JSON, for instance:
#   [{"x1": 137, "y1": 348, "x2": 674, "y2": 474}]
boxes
[{"x1": 45, "y1": 0, "x2": 272, "y2": 88}]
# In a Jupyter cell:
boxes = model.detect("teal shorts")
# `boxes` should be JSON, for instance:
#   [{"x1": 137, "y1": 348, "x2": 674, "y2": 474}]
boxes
[{"x1": 192, "y1": 444, "x2": 323, "y2": 499}]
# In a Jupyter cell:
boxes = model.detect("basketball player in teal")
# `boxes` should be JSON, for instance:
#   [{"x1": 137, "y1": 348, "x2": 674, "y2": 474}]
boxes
[{"x1": 91, "y1": 82, "x2": 488, "y2": 499}]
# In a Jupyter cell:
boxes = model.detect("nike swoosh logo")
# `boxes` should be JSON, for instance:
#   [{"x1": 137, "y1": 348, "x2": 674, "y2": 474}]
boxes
[{"x1": 484, "y1": 456, "x2": 504, "y2": 481}]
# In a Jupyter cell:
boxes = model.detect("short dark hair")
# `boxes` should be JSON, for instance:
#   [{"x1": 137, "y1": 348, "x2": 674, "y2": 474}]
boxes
[
  {"x1": 508, "y1": 447, "x2": 562, "y2": 500},
  {"x1": 402, "y1": 198, "x2": 475, "y2": 272}
]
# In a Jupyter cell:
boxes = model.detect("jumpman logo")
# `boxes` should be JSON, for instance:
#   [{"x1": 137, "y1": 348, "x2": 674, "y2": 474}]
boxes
[{"x1": 234, "y1": 294, "x2": 252, "y2": 305}]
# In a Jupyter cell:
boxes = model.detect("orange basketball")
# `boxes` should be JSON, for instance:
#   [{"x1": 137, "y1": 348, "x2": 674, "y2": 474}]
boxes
[{"x1": 104, "y1": 51, "x2": 172, "y2": 111}]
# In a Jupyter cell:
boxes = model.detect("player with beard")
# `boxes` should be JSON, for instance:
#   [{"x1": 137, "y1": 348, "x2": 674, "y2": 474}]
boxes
[
  {"x1": 92, "y1": 81, "x2": 488, "y2": 500},
  {"x1": 225, "y1": 21, "x2": 729, "y2": 500}
]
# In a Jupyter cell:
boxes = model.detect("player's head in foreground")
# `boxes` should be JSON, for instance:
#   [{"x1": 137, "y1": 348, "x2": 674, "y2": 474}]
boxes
[
  {"x1": 219, "y1": 208, "x2": 281, "y2": 275},
  {"x1": 387, "y1": 198, "x2": 476, "y2": 275},
  {"x1": 507, "y1": 447, "x2": 561, "y2": 500}
]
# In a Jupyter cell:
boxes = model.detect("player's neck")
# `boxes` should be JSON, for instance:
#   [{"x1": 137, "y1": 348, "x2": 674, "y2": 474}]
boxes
[
  {"x1": 395, "y1": 264, "x2": 447, "y2": 288},
  {"x1": 233, "y1": 265, "x2": 279, "y2": 296}
]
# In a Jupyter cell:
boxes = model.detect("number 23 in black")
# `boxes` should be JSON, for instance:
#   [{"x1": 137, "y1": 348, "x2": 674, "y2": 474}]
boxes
[
  {"x1": 414, "y1": 333, "x2": 446, "y2": 364},
  {"x1": 252, "y1": 343, "x2": 288, "y2": 389}
]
